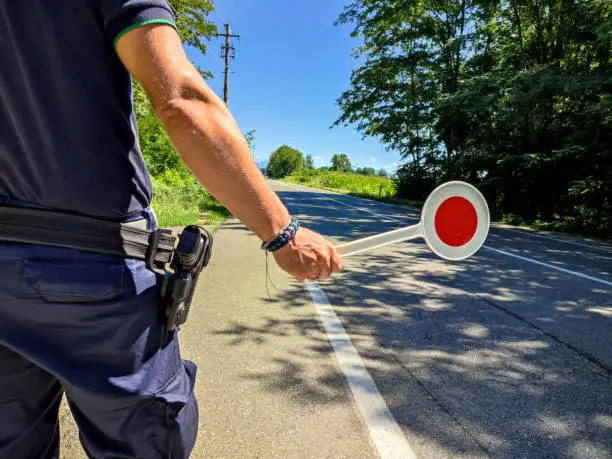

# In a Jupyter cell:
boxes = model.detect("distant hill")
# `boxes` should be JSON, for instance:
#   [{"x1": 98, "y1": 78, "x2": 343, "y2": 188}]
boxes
[{"x1": 256, "y1": 159, "x2": 268, "y2": 170}]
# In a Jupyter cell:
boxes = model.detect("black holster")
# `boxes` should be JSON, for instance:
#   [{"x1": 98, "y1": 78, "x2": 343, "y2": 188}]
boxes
[{"x1": 159, "y1": 225, "x2": 213, "y2": 330}]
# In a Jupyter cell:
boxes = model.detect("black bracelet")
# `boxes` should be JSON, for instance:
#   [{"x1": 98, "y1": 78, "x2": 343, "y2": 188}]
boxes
[{"x1": 261, "y1": 217, "x2": 299, "y2": 252}]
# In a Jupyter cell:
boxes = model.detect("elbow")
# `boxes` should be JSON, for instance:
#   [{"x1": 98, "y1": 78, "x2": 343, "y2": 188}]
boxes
[
  {"x1": 154, "y1": 73, "x2": 226, "y2": 127},
  {"x1": 156, "y1": 97, "x2": 197, "y2": 129}
]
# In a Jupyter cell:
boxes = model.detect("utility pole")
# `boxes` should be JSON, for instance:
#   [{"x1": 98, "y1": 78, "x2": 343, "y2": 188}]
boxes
[{"x1": 216, "y1": 24, "x2": 240, "y2": 105}]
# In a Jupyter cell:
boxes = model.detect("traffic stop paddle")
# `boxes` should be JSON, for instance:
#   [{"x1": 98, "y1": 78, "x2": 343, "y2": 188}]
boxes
[{"x1": 336, "y1": 181, "x2": 490, "y2": 261}]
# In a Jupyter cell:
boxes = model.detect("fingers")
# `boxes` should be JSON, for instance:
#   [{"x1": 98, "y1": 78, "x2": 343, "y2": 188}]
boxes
[
  {"x1": 291, "y1": 258, "x2": 320, "y2": 282},
  {"x1": 314, "y1": 244, "x2": 342, "y2": 281},
  {"x1": 273, "y1": 227, "x2": 342, "y2": 283},
  {"x1": 317, "y1": 251, "x2": 332, "y2": 281},
  {"x1": 292, "y1": 255, "x2": 325, "y2": 282},
  {"x1": 299, "y1": 243, "x2": 341, "y2": 282},
  {"x1": 329, "y1": 246, "x2": 343, "y2": 274},
  {"x1": 293, "y1": 270, "x2": 319, "y2": 283}
]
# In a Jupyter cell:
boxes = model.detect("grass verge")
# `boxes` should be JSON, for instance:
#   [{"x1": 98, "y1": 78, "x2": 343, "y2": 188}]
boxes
[
  {"x1": 151, "y1": 174, "x2": 230, "y2": 231},
  {"x1": 284, "y1": 170, "x2": 395, "y2": 197},
  {"x1": 281, "y1": 172, "x2": 423, "y2": 208},
  {"x1": 499, "y1": 213, "x2": 611, "y2": 241}
]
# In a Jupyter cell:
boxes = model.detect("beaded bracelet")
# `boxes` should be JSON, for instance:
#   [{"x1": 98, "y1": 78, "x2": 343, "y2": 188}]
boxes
[{"x1": 261, "y1": 217, "x2": 300, "y2": 252}]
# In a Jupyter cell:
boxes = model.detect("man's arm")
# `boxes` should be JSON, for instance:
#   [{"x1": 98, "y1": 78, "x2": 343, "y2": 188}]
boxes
[
  {"x1": 116, "y1": 23, "x2": 287, "y2": 242},
  {"x1": 115, "y1": 23, "x2": 341, "y2": 280}
]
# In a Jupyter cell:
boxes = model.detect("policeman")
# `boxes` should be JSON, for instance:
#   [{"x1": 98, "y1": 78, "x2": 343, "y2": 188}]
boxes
[{"x1": 0, "y1": 1, "x2": 342, "y2": 457}]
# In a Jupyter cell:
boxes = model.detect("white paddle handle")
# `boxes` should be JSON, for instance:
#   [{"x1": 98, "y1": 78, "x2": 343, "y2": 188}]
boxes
[{"x1": 336, "y1": 223, "x2": 423, "y2": 257}]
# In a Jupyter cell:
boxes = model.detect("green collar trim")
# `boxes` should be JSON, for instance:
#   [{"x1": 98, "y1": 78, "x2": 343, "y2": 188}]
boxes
[{"x1": 113, "y1": 19, "x2": 177, "y2": 48}]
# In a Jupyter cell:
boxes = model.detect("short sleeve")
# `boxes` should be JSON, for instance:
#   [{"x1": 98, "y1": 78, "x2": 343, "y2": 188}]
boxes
[{"x1": 101, "y1": 0, "x2": 178, "y2": 47}]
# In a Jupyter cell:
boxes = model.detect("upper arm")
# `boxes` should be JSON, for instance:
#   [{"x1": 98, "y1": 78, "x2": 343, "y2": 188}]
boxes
[
  {"x1": 101, "y1": 0, "x2": 177, "y2": 48},
  {"x1": 106, "y1": 1, "x2": 209, "y2": 112},
  {"x1": 115, "y1": 23, "x2": 193, "y2": 110}
]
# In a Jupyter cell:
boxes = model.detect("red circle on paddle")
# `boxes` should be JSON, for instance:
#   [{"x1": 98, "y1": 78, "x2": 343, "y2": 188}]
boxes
[{"x1": 434, "y1": 196, "x2": 478, "y2": 247}]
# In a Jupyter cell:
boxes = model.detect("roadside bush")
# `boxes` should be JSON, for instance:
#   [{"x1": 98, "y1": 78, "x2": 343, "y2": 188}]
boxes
[
  {"x1": 151, "y1": 171, "x2": 229, "y2": 228},
  {"x1": 267, "y1": 145, "x2": 305, "y2": 178}
]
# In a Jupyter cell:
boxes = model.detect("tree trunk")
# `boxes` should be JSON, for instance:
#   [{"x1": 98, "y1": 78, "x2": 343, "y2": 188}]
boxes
[{"x1": 510, "y1": 1, "x2": 524, "y2": 65}]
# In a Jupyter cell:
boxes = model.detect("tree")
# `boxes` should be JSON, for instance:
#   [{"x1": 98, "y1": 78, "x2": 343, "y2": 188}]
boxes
[
  {"x1": 266, "y1": 145, "x2": 305, "y2": 178},
  {"x1": 377, "y1": 169, "x2": 388, "y2": 177},
  {"x1": 244, "y1": 129, "x2": 256, "y2": 158},
  {"x1": 331, "y1": 154, "x2": 352, "y2": 172},
  {"x1": 335, "y1": 0, "x2": 612, "y2": 237},
  {"x1": 355, "y1": 167, "x2": 376, "y2": 176},
  {"x1": 171, "y1": 0, "x2": 217, "y2": 78},
  {"x1": 305, "y1": 154, "x2": 315, "y2": 169},
  {"x1": 334, "y1": 0, "x2": 467, "y2": 165}
]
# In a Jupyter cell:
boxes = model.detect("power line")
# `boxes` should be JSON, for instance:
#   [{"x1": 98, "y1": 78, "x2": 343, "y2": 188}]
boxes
[
  {"x1": 210, "y1": 8, "x2": 227, "y2": 28},
  {"x1": 215, "y1": 24, "x2": 240, "y2": 106}
]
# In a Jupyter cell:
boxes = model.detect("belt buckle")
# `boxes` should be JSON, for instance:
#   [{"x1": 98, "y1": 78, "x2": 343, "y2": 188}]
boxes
[
  {"x1": 124, "y1": 219, "x2": 148, "y2": 230},
  {"x1": 145, "y1": 228, "x2": 167, "y2": 275}
]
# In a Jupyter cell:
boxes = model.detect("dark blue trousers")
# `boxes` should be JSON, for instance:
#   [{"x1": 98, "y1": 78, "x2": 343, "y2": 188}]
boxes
[{"x1": 0, "y1": 218, "x2": 198, "y2": 458}]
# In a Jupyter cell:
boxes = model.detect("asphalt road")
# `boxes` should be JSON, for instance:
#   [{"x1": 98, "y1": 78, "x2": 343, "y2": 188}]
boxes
[
  {"x1": 262, "y1": 180, "x2": 612, "y2": 459},
  {"x1": 60, "y1": 180, "x2": 612, "y2": 458}
]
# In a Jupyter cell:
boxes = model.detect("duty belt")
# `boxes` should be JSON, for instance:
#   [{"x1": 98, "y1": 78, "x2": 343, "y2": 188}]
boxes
[
  {"x1": 0, "y1": 206, "x2": 213, "y2": 330},
  {"x1": 0, "y1": 206, "x2": 176, "y2": 272}
]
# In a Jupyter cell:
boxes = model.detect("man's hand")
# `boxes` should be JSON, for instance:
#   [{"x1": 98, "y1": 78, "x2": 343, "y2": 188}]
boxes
[
  {"x1": 114, "y1": 23, "x2": 342, "y2": 281},
  {"x1": 272, "y1": 228, "x2": 343, "y2": 281}
]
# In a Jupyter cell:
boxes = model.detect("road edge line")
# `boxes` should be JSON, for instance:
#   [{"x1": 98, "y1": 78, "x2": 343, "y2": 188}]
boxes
[
  {"x1": 483, "y1": 246, "x2": 612, "y2": 288},
  {"x1": 305, "y1": 281, "x2": 418, "y2": 459}
]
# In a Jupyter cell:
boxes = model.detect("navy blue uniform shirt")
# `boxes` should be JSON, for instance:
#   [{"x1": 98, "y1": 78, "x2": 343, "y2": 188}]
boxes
[{"x1": 0, "y1": 0, "x2": 177, "y2": 220}]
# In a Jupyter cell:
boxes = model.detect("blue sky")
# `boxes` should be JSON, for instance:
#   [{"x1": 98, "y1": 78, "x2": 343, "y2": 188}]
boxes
[{"x1": 184, "y1": 0, "x2": 402, "y2": 174}]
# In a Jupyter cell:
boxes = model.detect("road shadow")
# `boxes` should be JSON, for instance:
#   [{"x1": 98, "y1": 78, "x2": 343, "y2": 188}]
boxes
[
  {"x1": 274, "y1": 190, "x2": 612, "y2": 368},
  {"x1": 211, "y1": 190, "x2": 612, "y2": 458}
]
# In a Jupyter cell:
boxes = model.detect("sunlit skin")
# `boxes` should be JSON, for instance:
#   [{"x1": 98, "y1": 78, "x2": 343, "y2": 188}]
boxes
[{"x1": 116, "y1": 24, "x2": 342, "y2": 281}]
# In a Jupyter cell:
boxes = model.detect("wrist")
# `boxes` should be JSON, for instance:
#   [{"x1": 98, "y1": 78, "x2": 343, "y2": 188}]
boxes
[
  {"x1": 256, "y1": 211, "x2": 292, "y2": 243},
  {"x1": 261, "y1": 217, "x2": 299, "y2": 252}
]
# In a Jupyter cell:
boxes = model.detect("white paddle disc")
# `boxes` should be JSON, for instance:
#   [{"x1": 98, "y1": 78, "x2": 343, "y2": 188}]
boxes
[
  {"x1": 421, "y1": 181, "x2": 489, "y2": 260},
  {"x1": 336, "y1": 181, "x2": 490, "y2": 260}
]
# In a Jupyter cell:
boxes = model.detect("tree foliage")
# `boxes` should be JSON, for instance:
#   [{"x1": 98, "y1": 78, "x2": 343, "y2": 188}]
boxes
[
  {"x1": 305, "y1": 154, "x2": 315, "y2": 169},
  {"x1": 355, "y1": 166, "x2": 376, "y2": 176},
  {"x1": 331, "y1": 153, "x2": 353, "y2": 172},
  {"x1": 170, "y1": 0, "x2": 217, "y2": 57},
  {"x1": 244, "y1": 129, "x2": 256, "y2": 155},
  {"x1": 267, "y1": 145, "x2": 305, "y2": 178},
  {"x1": 336, "y1": 0, "x2": 612, "y2": 236}
]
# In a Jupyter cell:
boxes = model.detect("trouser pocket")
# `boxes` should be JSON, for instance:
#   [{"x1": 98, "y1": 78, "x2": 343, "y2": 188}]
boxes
[{"x1": 22, "y1": 258, "x2": 125, "y2": 303}]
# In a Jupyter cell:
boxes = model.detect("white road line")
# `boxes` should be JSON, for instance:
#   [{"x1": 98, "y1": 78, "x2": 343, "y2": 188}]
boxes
[
  {"x1": 306, "y1": 282, "x2": 418, "y2": 459},
  {"x1": 483, "y1": 246, "x2": 612, "y2": 288},
  {"x1": 587, "y1": 307, "x2": 612, "y2": 318},
  {"x1": 496, "y1": 226, "x2": 612, "y2": 254},
  {"x1": 277, "y1": 181, "x2": 411, "y2": 224},
  {"x1": 324, "y1": 197, "x2": 405, "y2": 223},
  {"x1": 278, "y1": 181, "x2": 612, "y2": 289}
]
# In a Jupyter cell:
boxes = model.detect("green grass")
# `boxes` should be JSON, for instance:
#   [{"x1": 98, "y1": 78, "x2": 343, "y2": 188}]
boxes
[
  {"x1": 500, "y1": 213, "x2": 611, "y2": 240},
  {"x1": 282, "y1": 170, "x2": 424, "y2": 208},
  {"x1": 151, "y1": 173, "x2": 230, "y2": 230},
  {"x1": 284, "y1": 170, "x2": 396, "y2": 198}
]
